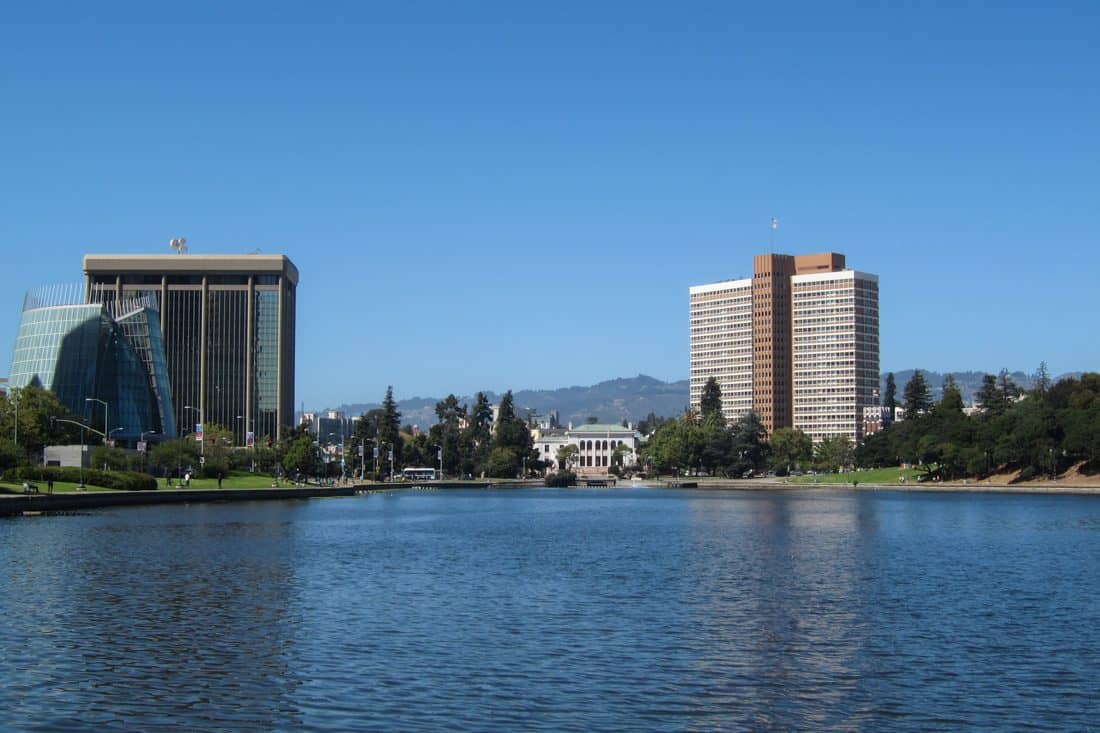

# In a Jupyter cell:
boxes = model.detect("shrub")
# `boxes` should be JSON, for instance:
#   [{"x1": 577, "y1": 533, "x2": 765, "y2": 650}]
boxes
[
  {"x1": 3, "y1": 466, "x2": 158, "y2": 491},
  {"x1": 544, "y1": 471, "x2": 577, "y2": 487}
]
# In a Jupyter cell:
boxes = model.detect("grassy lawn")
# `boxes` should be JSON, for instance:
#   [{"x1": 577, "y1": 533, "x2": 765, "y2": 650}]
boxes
[
  {"x1": 787, "y1": 466, "x2": 922, "y2": 485},
  {"x1": 0, "y1": 480, "x2": 118, "y2": 494},
  {"x1": 152, "y1": 472, "x2": 282, "y2": 490},
  {"x1": 1, "y1": 471, "x2": 282, "y2": 494}
]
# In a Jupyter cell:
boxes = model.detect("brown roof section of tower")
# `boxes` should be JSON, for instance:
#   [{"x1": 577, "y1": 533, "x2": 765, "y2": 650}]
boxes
[
  {"x1": 751, "y1": 253, "x2": 796, "y2": 433},
  {"x1": 793, "y1": 252, "x2": 845, "y2": 274}
]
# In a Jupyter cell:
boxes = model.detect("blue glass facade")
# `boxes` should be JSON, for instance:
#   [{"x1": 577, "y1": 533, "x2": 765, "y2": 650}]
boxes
[{"x1": 8, "y1": 288, "x2": 177, "y2": 440}]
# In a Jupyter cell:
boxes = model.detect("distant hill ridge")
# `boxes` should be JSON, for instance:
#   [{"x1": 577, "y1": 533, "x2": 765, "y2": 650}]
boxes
[
  {"x1": 317, "y1": 369, "x2": 1083, "y2": 428},
  {"x1": 324, "y1": 375, "x2": 690, "y2": 429}
]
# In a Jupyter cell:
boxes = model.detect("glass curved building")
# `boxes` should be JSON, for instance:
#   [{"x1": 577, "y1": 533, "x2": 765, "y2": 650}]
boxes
[{"x1": 8, "y1": 284, "x2": 177, "y2": 441}]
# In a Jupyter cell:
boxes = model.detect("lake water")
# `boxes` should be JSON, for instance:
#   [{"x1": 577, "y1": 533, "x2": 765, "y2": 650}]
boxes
[{"x1": 2, "y1": 487, "x2": 1099, "y2": 731}]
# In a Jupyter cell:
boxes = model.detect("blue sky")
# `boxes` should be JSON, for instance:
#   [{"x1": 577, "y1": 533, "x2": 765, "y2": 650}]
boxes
[{"x1": 2, "y1": 1, "x2": 1097, "y2": 409}]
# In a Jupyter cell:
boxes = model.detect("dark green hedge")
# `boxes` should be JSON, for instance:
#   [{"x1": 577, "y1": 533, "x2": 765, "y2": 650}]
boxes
[
  {"x1": 4, "y1": 466, "x2": 158, "y2": 491},
  {"x1": 544, "y1": 471, "x2": 577, "y2": 487}
]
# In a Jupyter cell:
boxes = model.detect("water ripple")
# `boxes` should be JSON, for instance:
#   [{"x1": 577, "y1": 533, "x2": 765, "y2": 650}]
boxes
[{"x1": 2, "y1": 489, "x2": 1100, "y2": 731}]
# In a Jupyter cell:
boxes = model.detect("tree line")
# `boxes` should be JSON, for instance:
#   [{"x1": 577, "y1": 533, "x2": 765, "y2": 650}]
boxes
[
  {"x1": 333, "y1": 386, "x2": 538, "y2": 479},
  {"x1": 0, "y1": 383, "x2": 543, "y2": 482},
  {"x1": 860, "y1": 365, "x2": 1100, "y2": 480},
  {"x1": 638, "y1": 377, "x2": 859, "y2": 477}
]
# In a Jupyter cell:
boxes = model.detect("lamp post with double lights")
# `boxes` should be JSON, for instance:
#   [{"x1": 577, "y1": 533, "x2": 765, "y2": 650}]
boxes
[{"x1": 85, "y1": 397, "x2": 108, "y2": 446}]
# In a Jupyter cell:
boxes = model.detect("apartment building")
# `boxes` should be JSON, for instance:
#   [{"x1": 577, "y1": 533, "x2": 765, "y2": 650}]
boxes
[{"x1": 690, "y1": 252, "x2": 879, "y2": 442}]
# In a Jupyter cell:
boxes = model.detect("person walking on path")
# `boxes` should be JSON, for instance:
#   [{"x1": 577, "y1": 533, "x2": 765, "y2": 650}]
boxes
[
  {"x1": 47, "y1": 478, "x2": 54, "y2": 495},
  {"x1": 217, "y1": 472, "x2": 223, "y2": 489}
]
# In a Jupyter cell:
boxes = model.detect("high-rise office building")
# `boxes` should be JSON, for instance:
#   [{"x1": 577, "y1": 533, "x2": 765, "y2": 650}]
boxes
[
  {"x1": 83, "y1": 254, "x2": 298, "y2": 443},
  {"x1": 690, "y1": 252, "x2": 879, "y2": 442}
]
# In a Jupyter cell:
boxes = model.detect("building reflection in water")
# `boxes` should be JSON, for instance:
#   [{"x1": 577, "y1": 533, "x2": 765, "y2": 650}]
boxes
[{"x1": 682, "y1": 490, "x2": 873, "y2": 729}]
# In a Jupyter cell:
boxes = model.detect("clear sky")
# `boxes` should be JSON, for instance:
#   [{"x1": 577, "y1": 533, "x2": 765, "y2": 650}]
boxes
[{"x1": 2, "y1": 1, "x2": 1097, "y2": 410}]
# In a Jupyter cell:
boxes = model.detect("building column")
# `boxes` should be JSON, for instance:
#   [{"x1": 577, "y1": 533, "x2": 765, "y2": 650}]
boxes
[
  {"x1": 276, "y1": 275, "x2": 284, "y2": 442},
  {"x1": 246, "y1": 275, "x2": 254, "y2": 441},
  {"x1": 200, "y1": 275, "x2": 208, "y2": 431}
]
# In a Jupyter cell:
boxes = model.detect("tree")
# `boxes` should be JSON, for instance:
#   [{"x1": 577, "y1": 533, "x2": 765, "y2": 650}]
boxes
[
  {"x1": 976, "y1": 370, "x2": 1020, "y2": 418},
  {"x1": 637, "y1": 412, "x2": 666, "y2": 436},
  {"x1": 464, "y1": 391, "x2": 493, "y2": 472},
  {"x1": 998, "y1": 369, "x2": 1021, "y2": 403},
  {"x1": 378, "y1": 386, "x2": 403, "y2": 469},
  {"x1": 610, "y1": 442, "x2": 634, "y2": 475},
  {"x1": 428, "y1": 394, "x2": 467, "y2": 478},
  {"x1": 640, "y1": 417, "x2": 703, "y2": 476},
  {"x1": 883, "y1": 373, "x2": 898, "y2": 420},
  {"x1": 700, "y1": 419, "x2": 734, "y2": 475},
  {"x1": 903, "y1": 370, "x2": 933, "y2": 416},
  {"x1": 0, "y1": 438, "x2": 27, "y2": 471},
  {"x1": 483, "y1": 447, "x2": 518, "y2": 478},
  {"x1": 699, "y1": 377, "x2": 724, "y2": 425},
  {"x1": 490, "y1": 390, "x2": 534, "y2": 477},
  {"x1": 976, "y1": 374, "x2": 1005, "y2": 416},
  {"x1": 555, "y1": 444, "x2": 579, "y2": 471},
  {"x1": 148, "y1": 438, "x2": 199, "y2": 479},
  {"x1": 0, "y1": 385, "x2": 81, "y2": 458},
  {"x1": 769, "y1": 427, "x2": 813, "y2": 474},
  {"x1": 814, "y1": 435, "x2": 854, "y2": 473},
  {"x1": 198, "y1": 422, "x2": 234, "y2": 478},
  {"x1": 938, "y1": 375, "x2": 964, "y2": 413},
  {"x1": 1034, "y1": 361, "x2": 1052, "y2": 397},
  {"x1": 90, "y1": 444, "x2": 129, "y2": 471},
  {"x1": 282, "y1": 427, "x2": 320, "y2": 480},
  {"x1": 729, "y1": 412, "x2": 770, "y2": 476}
]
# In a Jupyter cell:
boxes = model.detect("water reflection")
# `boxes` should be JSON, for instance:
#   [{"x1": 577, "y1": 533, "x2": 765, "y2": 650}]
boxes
[{"x1": 1, "y1": 488, "x2": 1099, "y2": 731}]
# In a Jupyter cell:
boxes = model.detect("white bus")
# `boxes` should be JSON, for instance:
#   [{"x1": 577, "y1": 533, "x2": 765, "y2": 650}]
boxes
[{"x1": 402, "y1": 467, "x2": 437, "y2": 481}]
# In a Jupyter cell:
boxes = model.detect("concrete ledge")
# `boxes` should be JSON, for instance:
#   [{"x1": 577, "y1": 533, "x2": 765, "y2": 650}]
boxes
[{"x1": 0, "y1": 486, "x2": 358, "y2": 517}]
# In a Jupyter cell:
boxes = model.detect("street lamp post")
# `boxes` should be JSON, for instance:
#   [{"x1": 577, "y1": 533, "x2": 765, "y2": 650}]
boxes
[
  {"x1": 379, "y1": 441, "x2": 393, "y2": 481},
  {"x1": 85, "y1": 397, "x2": 108, "y2": 445},
  {"x1": 106, "y1": 427, "x2": 125, "y2": 470},
  {"x1": 180, "y1": 405, "x2": 200, "y2": 487},
  {"x1": 140, "y1": 430, "x2": 158, "y2": 473},
  {"x1": 327, "y1": 432, "x2": 339, "y2": 482},
  {"x1": 430, "y1": 444, "x2": 443, "y2": 480},
  {"x1": 51, "y1": 417, "x2": 89, "y2": 490}
]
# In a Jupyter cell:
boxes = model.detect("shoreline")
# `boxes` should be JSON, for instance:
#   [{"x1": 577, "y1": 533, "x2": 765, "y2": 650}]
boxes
[
  {"x1": 4, "y1": 478, "x2": 1099, "y2": 517},
  {"x1": 646, "y1": 477, "x2": 1100, "y2": 495}
]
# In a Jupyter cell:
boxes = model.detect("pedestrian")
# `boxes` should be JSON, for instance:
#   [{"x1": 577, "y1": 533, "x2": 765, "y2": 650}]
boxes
[
  {"x1": 184, "y1": 471, "x2": 191, "y2": 487},
  {"x1": 217, "y1": 472, "x2": 223, "y2": 489},
  {"x1": 47, "y1": 477, "x2": 54, "y2": 495}
]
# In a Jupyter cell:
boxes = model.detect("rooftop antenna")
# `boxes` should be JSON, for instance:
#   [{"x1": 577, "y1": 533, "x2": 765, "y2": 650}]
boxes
[
  {"x1": 770, "y1": 217, "x2": 778, "y2": 251},
  {"x1": 169, "y1": 237, "x2": 188, "y2": 255}
]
